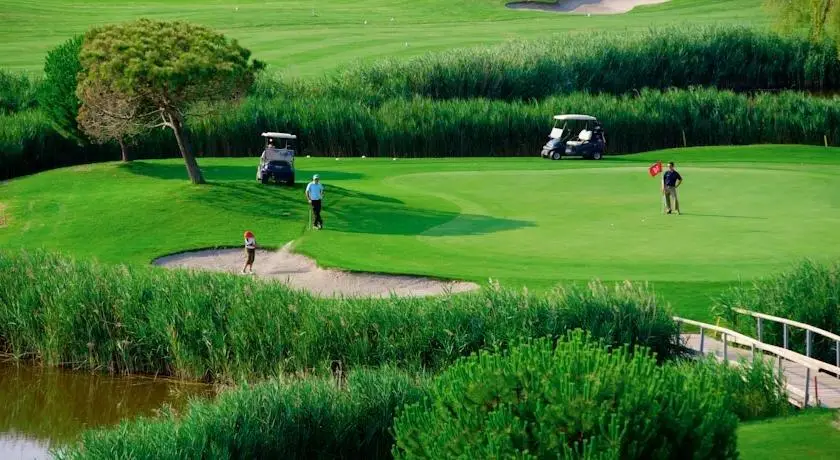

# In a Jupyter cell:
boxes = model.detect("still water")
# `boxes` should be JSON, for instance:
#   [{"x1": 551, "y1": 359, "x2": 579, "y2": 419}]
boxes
[{"x1": 0, "y1": 363, "x2": 213, "y2": 460}]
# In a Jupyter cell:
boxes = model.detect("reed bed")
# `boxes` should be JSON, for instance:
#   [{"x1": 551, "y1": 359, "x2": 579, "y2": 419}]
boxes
[{"x1": 0, "y1": 250, "x2": 680, "y2": 382}]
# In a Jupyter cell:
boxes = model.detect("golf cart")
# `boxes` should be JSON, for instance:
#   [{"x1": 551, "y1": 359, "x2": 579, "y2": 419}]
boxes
[
  {"x1": 540, "y1": 114, "x2": 606, "y2": 160},
  {"x1": 256, "y1": 132, "x2": 297, "y2": 185}
]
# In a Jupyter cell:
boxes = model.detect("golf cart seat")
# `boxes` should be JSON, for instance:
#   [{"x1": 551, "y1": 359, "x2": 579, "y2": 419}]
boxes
[{"x1": 578, "y1": 130, "x2": 592, "y2": 141}]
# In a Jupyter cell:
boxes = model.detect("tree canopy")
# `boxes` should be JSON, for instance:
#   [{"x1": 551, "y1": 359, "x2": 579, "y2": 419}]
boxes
[
  {"x1": 38, "y1": 35, "x2": 84, "y2": 142},
  {"x1": 77, "y1": 19, "x2": 264, "y2": 183},
  {"x1": 766, "y1": 0, "x2": 840, "y2": 42}
]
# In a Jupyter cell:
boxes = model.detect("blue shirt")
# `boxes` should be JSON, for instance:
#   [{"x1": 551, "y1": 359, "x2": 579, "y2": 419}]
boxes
[
  {"x1": 306, "y1": 182, "x2": 323, "y2": 200},
  {"x1": 663, "y1": 170, "x2": 682, "y2": 187}
]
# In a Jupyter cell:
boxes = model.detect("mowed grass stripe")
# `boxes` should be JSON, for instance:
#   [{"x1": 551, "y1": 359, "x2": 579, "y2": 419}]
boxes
[{"x1": 0, "y1": 0, "x2": 769, "y2": 73}]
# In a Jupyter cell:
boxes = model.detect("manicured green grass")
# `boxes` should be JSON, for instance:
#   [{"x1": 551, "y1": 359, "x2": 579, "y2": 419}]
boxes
[
  {"x1": 1, "y1": 145, "x2": 838, "y2": 321},
  {"x1": 738, "y1": 410, "x2": 840, "y2": 459},
  {"x1": 0, "y1": 0, "x2": 767, "y2": 74}
]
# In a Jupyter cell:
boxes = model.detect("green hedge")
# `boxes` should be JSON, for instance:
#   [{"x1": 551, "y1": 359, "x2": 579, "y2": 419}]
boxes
[
  {"x1": 393, "y1": 332, "x2": 747, "y2": 459},
  {"x1": 714, "y1": 260, "x2": 840, "y2": 365},
  {"x1": 0, "y1": 250, "x2": 680, "y2": 381},
  {"x1": 56, "y1": 367, "x2": 425, "y2": 460}
]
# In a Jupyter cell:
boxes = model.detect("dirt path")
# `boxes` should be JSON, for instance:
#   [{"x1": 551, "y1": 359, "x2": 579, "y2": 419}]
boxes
[
  {"x1": 153, "y1": 243, "x2": 479, "y2": 298},
  {"x1": 506, "y1": 0, "x2": 669, "y2": 14}
]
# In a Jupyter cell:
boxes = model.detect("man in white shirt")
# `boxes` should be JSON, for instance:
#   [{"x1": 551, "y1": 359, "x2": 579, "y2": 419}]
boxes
[{"x1": 305, "y1": 174, "x2": 324, "y2": 229}]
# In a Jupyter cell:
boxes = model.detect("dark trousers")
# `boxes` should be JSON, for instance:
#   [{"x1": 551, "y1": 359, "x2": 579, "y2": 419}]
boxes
[{"x1": 311, "y1": 200, "x2": 323, "y2": 227}]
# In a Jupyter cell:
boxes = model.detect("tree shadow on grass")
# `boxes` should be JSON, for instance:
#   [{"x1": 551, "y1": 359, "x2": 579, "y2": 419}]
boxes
[
  {"x1": 184, "y1": 182, "x2": 533, "y2": 237},
  {"x1": 122, "y1": 162, "x2": 365, "y2": 182}
]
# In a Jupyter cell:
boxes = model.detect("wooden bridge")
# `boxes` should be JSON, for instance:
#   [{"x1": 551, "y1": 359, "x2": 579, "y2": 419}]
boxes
[{"x1": 676, "y1": 309, "x2": 840, "y2": 408}]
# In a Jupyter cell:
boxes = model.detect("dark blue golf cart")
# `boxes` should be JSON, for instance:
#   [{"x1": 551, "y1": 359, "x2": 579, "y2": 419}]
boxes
[
  {"x1": 256, "y1": 132, "x2": 297, "y2": 185},
  {"x1": 540, "y1": 114, "x2": 606, "y2": 160}
]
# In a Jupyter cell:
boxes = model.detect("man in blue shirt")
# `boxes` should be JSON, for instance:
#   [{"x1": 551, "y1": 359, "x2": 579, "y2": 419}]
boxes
[
  {"x1": 306, "y1": 174, "x2": 325, "y2": 229},
  {"x1": 662, "y1": 162, "x2": 682, "y2": 214}
]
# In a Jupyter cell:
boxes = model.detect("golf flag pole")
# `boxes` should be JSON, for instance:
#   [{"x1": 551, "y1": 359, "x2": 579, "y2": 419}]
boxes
[{"x1": 648, "y1": 161, "x2": 663, "y2": 213}]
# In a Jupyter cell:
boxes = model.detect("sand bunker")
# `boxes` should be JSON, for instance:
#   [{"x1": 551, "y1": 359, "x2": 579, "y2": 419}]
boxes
[
  {"x1": 153, "y1": 243, "x2": 478, "y2": 298},
  {"x1": 506, "y1": 0, "x2": 669, "y2": 14}
]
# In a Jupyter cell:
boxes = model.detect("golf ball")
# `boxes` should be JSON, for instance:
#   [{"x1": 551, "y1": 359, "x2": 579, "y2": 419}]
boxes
[
  {"x1": 306, "y1": 155, "x2": 311, "y2": 158},
  {"x1": 361, "y1": 155, "x2": 366, "y2": 159}
]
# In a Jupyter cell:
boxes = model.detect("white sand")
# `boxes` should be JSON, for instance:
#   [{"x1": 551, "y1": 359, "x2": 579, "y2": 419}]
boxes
[
  {"x1": 506, "y1": 0, "x2": 669, "y2": 14},
  {"x1": 152, "y1": 243, "x2": 479, "y2": 298}
]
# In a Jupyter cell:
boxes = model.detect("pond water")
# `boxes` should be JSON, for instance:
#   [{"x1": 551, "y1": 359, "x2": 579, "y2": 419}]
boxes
[{"x1": 0, "y1": 363, "x2": 214, "y2": 460}]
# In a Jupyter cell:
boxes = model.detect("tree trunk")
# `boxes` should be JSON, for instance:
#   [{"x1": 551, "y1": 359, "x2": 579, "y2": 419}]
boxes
[
  {"x1": 118, "y1": 138, "x2": 131, "y2": 162},
  {"x1": 168, "y1": 112, "x2": 205, "y2": 184}
]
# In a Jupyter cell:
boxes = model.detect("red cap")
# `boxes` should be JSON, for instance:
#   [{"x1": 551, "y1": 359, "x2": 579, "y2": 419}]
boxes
[{"x1": 244, "y1": 231, "x2": 254, "y2": 238}]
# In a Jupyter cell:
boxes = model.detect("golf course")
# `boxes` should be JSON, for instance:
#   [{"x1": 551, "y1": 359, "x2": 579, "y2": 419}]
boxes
[{"x1": 2, "y1": 0, "x2": 840, "y2": 458}]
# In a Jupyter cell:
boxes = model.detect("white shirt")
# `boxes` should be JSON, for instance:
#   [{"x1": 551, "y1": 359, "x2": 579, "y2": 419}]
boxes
[
  {"x1": 306, "y1": 182, "x2": 323, "y2": 200},
  {"x1": 245, "y1": 237, "x2": 256, "y2": 249}
]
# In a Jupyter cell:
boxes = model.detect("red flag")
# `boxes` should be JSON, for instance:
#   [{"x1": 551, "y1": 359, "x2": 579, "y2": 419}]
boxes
[{"x1": 648, "y1": 161, "x2": 663, "y2": 177}]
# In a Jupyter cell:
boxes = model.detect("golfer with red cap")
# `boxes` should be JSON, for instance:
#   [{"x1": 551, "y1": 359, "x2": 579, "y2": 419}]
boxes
[{"x1": 242, "y1": 231, "x2": 257, "y2": 274}]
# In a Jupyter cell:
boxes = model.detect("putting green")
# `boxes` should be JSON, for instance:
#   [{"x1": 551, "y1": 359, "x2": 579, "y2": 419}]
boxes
[
  {"x1": 296, "y1": 160, "x2": 840, "y2": 286},
  {"x1": 1, "y1": 145, "x2": 838, "y2": 320}
]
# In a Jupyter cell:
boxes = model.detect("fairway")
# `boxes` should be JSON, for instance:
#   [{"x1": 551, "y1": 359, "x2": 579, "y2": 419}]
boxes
[
  {"x1": 0, "y1": 0, "x2": 766, "y2": 74},
  {"x1": 1, "y1": 145, "x2": 838, "y2": 320}
]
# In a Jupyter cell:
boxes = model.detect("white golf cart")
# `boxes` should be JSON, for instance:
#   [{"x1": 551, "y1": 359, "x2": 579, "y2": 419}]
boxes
[
  {"x1": 256, "y1": 132, "x2": 297, "y2": 185},
  {"x1": 540, "y1": 114, "x2": 606, "y2": 160}
]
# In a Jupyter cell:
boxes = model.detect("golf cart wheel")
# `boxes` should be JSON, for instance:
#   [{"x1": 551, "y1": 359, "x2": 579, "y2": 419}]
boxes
[
  {"x1": 287, "y1": 174, "x2": 295, "y2": 186},
  {"x1": 260, "y1": 175, "x2": 269, "y2": 184},
  {"x1": 592, "y1": 151, "x2": 603, "y2": 160},
  {"x1": 550, "y1": 151, "x2": 562, "y2": 161}
]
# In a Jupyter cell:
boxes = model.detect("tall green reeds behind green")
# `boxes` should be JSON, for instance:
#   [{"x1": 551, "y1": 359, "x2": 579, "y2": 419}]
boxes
[
  {"x1": 0, "y1": 250, "x2": 679, "y2": 381},
  {"x1": 254, "y1": 27, "x2": 840, "y2": 103}
]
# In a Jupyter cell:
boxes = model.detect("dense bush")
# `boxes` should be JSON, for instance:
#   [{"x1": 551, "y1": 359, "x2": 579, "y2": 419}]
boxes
[
  {"x1": 393, "y1": 331, "x2": 740, "y2": 460},
  {"x1": 38, "y1": 35, "x2": 84, "y2": 142},
  {"x1": 0, "y1": 250, "x2": 680, "y2": 381},
  {"x1": 56, "y1": 367, "x2": 426, "y2": 460},
  {"x1": 714, "y1": 260, "x2": 840, "y2": 364},
  {"x1": 0, "y1": 70, "x2": 39, "y2": 115}
]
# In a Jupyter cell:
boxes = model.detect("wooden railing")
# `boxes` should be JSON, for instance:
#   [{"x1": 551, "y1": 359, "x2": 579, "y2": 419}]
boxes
[
  {"x1": 731, "y1": 308, "x2": 840, "y2": 369},
  {"x1": 674, "y1": 316, "x2": 840, "y2": 407}
]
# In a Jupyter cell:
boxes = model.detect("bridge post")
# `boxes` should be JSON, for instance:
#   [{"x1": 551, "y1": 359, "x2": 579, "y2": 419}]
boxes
[
  {"x1": 836, "y1": 340, "x2": 839, "y2": 371},
  {"x1": 777, "y1": 355, "x2": 783, "y2": 378},
  {"x1": 807, "y1": 330, "x2": 812, "y2": 358},
  {"x1": 723, "y1": 333, "x2": 728, "y2": 362},
  {"x1": 757, "y1": 317, "x2": 763, "y2": 342},
  {"x1": 699, "y1": 328, "x2": 705, "y2": 354},
  {"x1": 783, "y1": 324, "x2": 789, "y2": 350},
  {"x1": 804, "y1": 368, "x2": 811, "y2": 407}
]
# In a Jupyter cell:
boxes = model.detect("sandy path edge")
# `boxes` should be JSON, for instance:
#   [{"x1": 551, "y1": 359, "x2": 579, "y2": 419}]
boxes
[
  {"x1": 506, "y1": 0, "x2": 670, "y2": 14},
  {"x1": 152, "y1": 243, "x2": 479, "y2": 298}
]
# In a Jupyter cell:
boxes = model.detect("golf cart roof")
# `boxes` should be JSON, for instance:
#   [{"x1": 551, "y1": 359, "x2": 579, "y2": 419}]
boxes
[
  {"x1": 553, "y1": 114, "x2": 597, "y2": 122},
  {"x1": 262, "y1": 132, "x2": 297, "y2": 140}
]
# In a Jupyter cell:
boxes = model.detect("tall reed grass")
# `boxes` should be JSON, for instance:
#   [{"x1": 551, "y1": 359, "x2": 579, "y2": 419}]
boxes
[
  {"x1": 55, "y1": 367, "x2": 426, "y2": 460},
  {"x1": 714, "y1": 260, "x2": 840, "y2": 365},
  {"x1": 0, "y1": 250, "x2": 680, "y2": 381},
  {"x1": 257, "y1": 27, "x2": 840, "y2": 102},
  {"x1": 3, "y1": 88, "x2": 840, "y2": 179}
]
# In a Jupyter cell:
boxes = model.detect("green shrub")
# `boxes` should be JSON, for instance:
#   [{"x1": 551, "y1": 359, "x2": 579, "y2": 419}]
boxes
[
  {"x1": 0, "y1": 70, "x2": 39, "y2": 115},
  {"x1": 37, "y1": 35, "x2": 84, "y2": 142},
  {"x1": 676, "y1": 357, "x2": 790, "y2": 421},
  {"x1": 0, "y1": 250, "x2": 679, "y2": 381},
  {"x1": 713, "y1": 260, "x2": 840, "y2": 364},
  {"x1": 393, "y1": 331, "x2": 739, "y2": 460},
  {"x1": 55, "y1": 367, "x2": 426, "y2": 460}
]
